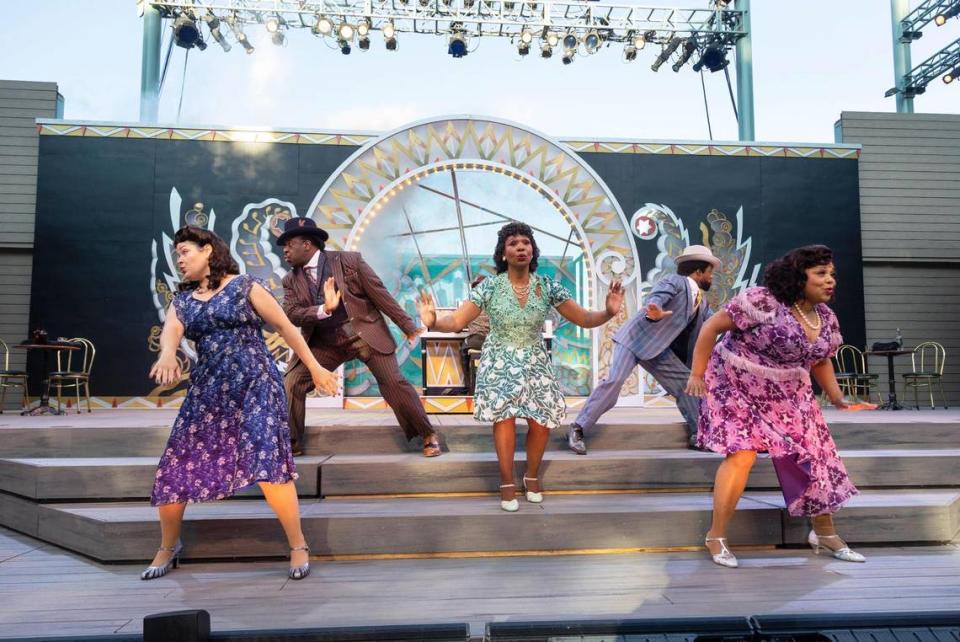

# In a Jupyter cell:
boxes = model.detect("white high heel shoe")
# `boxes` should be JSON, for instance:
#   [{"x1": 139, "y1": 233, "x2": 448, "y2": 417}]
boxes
[
  {"x1": 808, "y1": 530, "x2": 866, "y2": 563},
  {"x1": 522, "y1": 475, "x2": 543, "y2": 503},
  {"x1": 704, "y1": 536, "x2": 738, "y2": 568},
  {"x1": 499, "y1": 483, "x2": 519, "y2": 512},
  {"x1": 141, "y1": 540, "x2": 183, "y2": 580}
]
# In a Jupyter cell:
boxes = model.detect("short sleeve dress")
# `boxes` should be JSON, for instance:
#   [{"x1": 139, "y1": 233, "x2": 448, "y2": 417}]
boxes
[
  {"x1": 150, "y1": 274, "x2": 297, "y2": 506},
  {"x1": 696, "y1": 286, "x2": 858, "y2": 516},
  {"x1": 470, "y1": 273, "x2": 572, "y2": 429}
]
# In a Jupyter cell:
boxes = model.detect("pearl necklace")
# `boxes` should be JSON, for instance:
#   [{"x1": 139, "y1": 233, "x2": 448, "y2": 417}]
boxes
[
  {"x1": 510, "y1": 279, "x2": 531, "y2": 297},
  {"x1": 792, "y1": 301, "x2": 821, "y2": 331}
]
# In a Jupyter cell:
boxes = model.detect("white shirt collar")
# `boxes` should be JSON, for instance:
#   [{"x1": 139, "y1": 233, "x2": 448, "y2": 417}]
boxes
[
  {"x1": 305, "y1": 249, "x2": 321, "y2": 270},
  {"x1": 686, "y1": 276, "x2": 699, "y2": 307}
]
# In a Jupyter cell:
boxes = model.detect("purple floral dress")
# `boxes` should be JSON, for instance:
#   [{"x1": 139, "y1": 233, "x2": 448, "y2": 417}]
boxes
[
  {"x1": 697, "y1": 287, "x2": 858, "y2": 517},
  {"x1": 151, "y1": 274, "x2": 297, "y2": 506}
]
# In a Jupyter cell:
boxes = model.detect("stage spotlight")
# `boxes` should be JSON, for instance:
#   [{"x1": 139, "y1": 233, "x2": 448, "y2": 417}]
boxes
[
  {"x1": 562, "y1": 32, "x2": 578, "y2": 52},
  {"x1": 671, "y1": 38, "x2": 697, "y2": 71},
  {"x1": 520, "y1": 29, "x2": 533, "y2": 44},
  {"x1": 504, "y1": 1, "x2": 516, "y2": 10},
  {"x1": 584, "y1": 29, "x2": 601, "y2": 53},
  {"x1": 202, "y1": 14, "x2": 231, "y2": 52},
  {"x1": 899, "y1": 29, "x2": 923, "y2": 42},
  {"x1": 339, "y1": 39, "x2": 351, "y2": 54},
  {"x1": 384, "y1": 21, "x2": 398, "y2": 50},
  {"x1": 338, "y1": 22, "x2": 355, "y2": 40},
  {"x1": 562, "y1": 50, "x2": 575, "y2": 65},
  {"x1": 464, "y1": 0, "x2": 476, "y2": 7},
  {"x1": 693, "y1": 44, "x2": 728, "y2": 72},
  {"x1": 272, "y1": 31, "x2": 286, "y2": 46},
  {"x1": 419, "y1": 0, "x2": 430, "y2": 6},
  {"x1": 224, "y1": 16, "x2": 254, "y2": 54},
  {"x1": 624, "y1": 44, "x2": 637, "y2": 61},
  {"x1": 449, "y1": 32, "x2": 469, "y2": 57},
  {"x1": 541, "y1": 43, "x2": 553, "y2": 58},
  {"x1": 632, "y1": 33, "x2": 647, "y2": 50},
  {"x1": 651, "y1": 36, "x2": 680, "y2": 71},
  {"x1": 935, "y1": 6, "x2": 960, "y2": 25},
  {"x1": 643, "y1": 29, "x2": 656, "y2": 45},
  {"x1": 265, "y1": 16, "x2": 280, "y2": 33},
  {"x1": 944, "y1": 68, "x2": 959, "y2": 84},
  {"x1": 357, "y1": 20, "x2": 370, "y2": 38},
  {"x1": 312, "y1": 15, "x2": 333, "y2": 35},
  {"x1": 358, "y1": 36, "x2": 370, "y2": 50},
  {"x1": 173, "y1": 14, "x2": 203, "y2": 49},
  {"x1": 545, "y1": 31, "x2": 559, "y2": 47}
]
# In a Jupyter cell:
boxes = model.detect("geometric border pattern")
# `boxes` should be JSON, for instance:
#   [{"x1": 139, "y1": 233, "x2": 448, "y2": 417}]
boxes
[{"x1": 37, "y1": 120, "x2": 861, "y2": 159}]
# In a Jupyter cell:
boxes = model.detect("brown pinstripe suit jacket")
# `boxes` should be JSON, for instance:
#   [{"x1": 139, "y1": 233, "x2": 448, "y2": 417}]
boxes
[{"x1": 281, "y1": 250, "x2": 417, "y2": 371}]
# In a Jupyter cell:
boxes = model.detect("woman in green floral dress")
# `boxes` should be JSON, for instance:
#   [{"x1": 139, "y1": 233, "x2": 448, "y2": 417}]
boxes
[{"x1": 416, "y1": 222, "x2": 623, "y2": 511}]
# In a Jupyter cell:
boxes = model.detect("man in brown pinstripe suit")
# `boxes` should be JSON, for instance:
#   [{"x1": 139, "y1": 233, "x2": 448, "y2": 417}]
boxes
[{"x1": 278, "y1": 217, "x2": 441, "y2": 457}]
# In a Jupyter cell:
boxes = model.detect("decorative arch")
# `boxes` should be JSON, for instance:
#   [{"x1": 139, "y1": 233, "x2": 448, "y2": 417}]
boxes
[{"x1": 305, "y1": 115, "x2": 641, "y2": 390}]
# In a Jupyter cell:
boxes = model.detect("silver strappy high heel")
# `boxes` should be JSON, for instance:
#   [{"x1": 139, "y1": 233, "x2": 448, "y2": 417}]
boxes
[
  {"x1": 499, "y1": 483, "x2": 519, "y2": 512},
  {"x1": 808, "y1": 531, "x2": 865, "y2": 563},
  {"x1": 289, "y1": 544, "x2": 311, "y2": 580},
  {"x1": 522, "y1": 475, "x2": 543, "y2": 503},
  {"x1": 141, "y1": 540, "x2": 183, "y2": 580},
  {"x1": 705, "y1": 536, "x2": 738, "y2": 568}
]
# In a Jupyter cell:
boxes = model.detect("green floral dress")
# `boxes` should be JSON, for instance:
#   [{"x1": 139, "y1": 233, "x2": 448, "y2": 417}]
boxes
[{"x1": 470, "y1": 272, "x2": 572, "y2": 429}]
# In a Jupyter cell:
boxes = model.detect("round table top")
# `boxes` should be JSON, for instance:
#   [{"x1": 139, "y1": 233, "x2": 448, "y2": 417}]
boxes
[
  {"x1": 15, "y1": 342, "x2": 80, "y2": 350},
  {"x1": 864, "y1": 349, "x2": 913, "y2": 356}
]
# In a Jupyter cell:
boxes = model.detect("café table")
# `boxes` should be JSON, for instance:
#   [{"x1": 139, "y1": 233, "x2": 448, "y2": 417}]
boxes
[
  {"x1": 863, "y1": 348, "x2": 913, "y2": 410},
  {"x1": 15, "y1": 342, "x2": 80, "y2": 416}
]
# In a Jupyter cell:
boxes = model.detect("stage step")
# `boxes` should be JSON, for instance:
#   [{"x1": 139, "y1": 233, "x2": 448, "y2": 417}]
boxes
[
  {"x1": 0, "y1": 456, "x2": 329, "y2": 500},
  {"x1": 3, "y1": 449, "x2": 959, "y2": 501},
  {"x1": 2, "y1": 409, "x2": 957, "y2": 457},
  {"x1": 4, "y1": 489, "x2": 957, "y2": 563}
]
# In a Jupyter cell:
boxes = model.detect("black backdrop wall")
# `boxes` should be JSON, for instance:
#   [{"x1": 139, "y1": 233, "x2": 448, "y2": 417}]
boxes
[{"x1": 32, "y1": 133, "x2": 864, "y2": 396}]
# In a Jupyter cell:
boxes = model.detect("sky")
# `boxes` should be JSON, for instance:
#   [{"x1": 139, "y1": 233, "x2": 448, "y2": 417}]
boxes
[{"x1": 2, "y1": 0, "x2": 958, "y2": 144}]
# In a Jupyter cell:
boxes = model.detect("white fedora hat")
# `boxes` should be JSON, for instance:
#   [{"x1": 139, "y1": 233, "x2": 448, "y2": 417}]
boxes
[{"x1": 676, "y1": 244, "x2": 721, "y2": 268}]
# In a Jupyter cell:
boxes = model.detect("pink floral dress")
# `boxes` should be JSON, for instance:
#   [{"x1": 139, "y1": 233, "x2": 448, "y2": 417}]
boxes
[{"x1": 697, "y1": 287, "x2": 858, "y2": 516}]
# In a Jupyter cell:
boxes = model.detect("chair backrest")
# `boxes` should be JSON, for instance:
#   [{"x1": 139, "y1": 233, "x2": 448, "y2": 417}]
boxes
[
  {"x1": 911, "y1": 341, "x2": 946, "y2": 375},
  {"x1": 834, "y1": 344, "x2": 867, "y2": 375},
  {"x1": 0, "y1": 338, "x2": 9, "y2": 371},
  {"x1": 56, "y1": 337, "x2": 96, "y2": 375}
]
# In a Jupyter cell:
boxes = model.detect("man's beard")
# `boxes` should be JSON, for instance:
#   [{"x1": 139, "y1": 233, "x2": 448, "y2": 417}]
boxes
[{"x1": 699, "y1": 281, "x2": 712, "y2": 292}]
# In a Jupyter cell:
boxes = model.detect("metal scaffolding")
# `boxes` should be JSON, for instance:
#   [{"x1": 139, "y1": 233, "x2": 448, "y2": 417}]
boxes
[
  {"x1": 139, "y1": 0, "x2": 755, "y2": 139},
  {"x1": 888, "y1": 0, "x2": 960, "y2": 111}
]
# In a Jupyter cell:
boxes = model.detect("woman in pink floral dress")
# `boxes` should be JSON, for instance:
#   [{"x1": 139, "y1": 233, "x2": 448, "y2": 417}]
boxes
[{"x1": 685, "y1": 245, "x2": 864, "y2": 569}]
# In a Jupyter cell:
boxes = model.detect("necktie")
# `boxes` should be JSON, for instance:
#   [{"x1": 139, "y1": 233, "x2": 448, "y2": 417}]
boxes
[{"x1": 694, "y1": 289, "x2": 702, "y2": 311}]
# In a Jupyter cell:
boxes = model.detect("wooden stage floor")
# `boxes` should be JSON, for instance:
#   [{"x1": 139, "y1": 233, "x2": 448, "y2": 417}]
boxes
[{"x1": 2, "y1": 526, "x2": 959, "y2": 640}]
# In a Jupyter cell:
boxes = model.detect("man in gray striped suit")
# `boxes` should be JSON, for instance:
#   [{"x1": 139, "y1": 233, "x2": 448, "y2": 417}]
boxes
[{"x1": 568, "y1": 245, "x2": 721, "y2": 453}]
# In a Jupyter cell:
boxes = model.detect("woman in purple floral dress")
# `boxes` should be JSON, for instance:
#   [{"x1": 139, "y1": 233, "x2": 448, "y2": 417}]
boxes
[
  {"x1": 143, "y1": 226, "x2": 338, "y2": 581},
  {"x1": 685, "y1": 245, "x2": 864, "y2": 569}
]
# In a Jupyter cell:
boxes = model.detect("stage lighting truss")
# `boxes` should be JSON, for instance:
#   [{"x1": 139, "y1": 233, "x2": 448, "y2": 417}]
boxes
[
  {"x1": 145, "y1": 0, "x2": 745, "y2": 64},
  {"x1": 889, "y1": 35, "x2": 960, "y2": 97},
  {"x1": 887, "y1": 1, "x2": 960, "y2": 99}
]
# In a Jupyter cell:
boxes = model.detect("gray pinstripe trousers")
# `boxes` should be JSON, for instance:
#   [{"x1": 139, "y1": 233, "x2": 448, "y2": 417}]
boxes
[{"x1": 574, "y1": 342, "x2": 701, "y2": 437}]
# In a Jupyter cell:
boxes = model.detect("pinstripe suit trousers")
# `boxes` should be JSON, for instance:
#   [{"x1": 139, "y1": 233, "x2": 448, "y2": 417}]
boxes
[{"x1": 574, "y1": 342, "x2": 701, "y2": 437}]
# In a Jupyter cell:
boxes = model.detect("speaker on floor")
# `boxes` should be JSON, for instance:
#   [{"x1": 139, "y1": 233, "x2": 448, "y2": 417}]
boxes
[{"x1": 144, "y1": 609, "x2": 211, "y2": 642}]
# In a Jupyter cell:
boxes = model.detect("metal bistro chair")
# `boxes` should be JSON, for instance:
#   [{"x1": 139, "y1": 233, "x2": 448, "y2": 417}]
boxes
[
  {"x1": 832, "y1": 344, "x2": 882, "y2": 405},
  {"x1": 0, "y1": 338, "x2": 29, "y2": 413},
  {"x1": 903, "y1": 341, "x2": 948, "y2": 410},
  {"x1": 48, "y1": 337, "x2": 95, "y2": 413}
]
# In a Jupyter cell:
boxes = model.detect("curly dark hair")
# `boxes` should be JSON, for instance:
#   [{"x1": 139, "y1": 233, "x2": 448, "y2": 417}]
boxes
[
  {"x1": 762, "y1": 244, "x2": 835, "y2": 304},
  {"x1": 493, "y1": 222, "x2": 540, "y2": 274},
  {"x1": 173, "y1": 225, "x2": 240, "y2": 292}
]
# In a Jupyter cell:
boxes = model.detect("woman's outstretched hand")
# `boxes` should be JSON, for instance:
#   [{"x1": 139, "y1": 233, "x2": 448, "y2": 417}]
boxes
[
  {"x1": 684, "y1": 374, "x2": 706, "y2": 397},
  {"x1": 149, "y1": 353, "x2": 181, "y2": 386},
  {"x1": 605, "y1": 280, "x2": 624, "y2": 317},
  {"x1": 311, "y1": 368, "x2": 339, "y2": 396},
  {"x1": 415, "y1": 290, "x2": 437, "y2": 330}
]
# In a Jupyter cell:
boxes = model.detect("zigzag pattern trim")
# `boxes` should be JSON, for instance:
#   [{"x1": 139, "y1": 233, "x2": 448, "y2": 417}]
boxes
[{"x1": 37, "y1": 123, "x2": 860, "y2": 158}]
